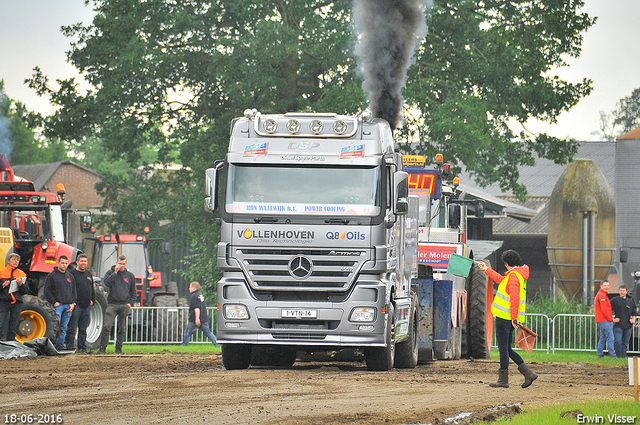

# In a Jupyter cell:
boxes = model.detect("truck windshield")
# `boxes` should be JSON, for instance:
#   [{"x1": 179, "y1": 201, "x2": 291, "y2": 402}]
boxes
[{"x1": 226, "y1": 164, "x2": 381, "y2": 216}]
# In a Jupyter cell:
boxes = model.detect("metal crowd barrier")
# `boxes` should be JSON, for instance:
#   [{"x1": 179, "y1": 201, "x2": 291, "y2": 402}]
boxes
[
  {"x1": 110, "y1": 306, "x2": 218, "y2": 344},
  {"x1": 492, "y1": 313, "x2": 640, "y2": 355},
  {"x1": 110, "y1": 307, "x2": 640, "y2": 355}
]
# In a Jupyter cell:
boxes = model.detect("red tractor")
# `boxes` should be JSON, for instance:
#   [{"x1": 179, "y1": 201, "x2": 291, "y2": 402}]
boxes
[
  {"x1": 80, "y1": 233, "x2": 186, "y2": 346},
  {"x1": 0, "y1": 154, "x2": 84, "y2": 344}
]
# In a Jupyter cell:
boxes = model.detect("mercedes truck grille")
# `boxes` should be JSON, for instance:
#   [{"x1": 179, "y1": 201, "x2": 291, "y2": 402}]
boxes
[{"x1": 233, "y1": 248, "x2": 367, "y2": 290}]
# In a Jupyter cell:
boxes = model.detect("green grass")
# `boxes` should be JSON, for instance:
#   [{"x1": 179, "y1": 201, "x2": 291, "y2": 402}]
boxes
[
  {"x1": 487, "y1": 349, "x2": 633, "y2": 365},
  {"x1": 104, "y1": 344, "x2": 220, "y2": 354},
  {"x1": 474, "y1": 400, "x2": 639, "y2": 425}
]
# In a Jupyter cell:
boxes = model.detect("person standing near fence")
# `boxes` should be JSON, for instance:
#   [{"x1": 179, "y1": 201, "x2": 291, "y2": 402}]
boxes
[
  {"x1": 477, "y1": 250, "x2": 537, "y2": 388},
  {"x1": 594, "y1": 280, "x2": 617, "y2": 358},
  {"x1": 182, "y1": 281, "x2": 218, "y2": 346},
  {"x1": 44, "y1": 256, "x2": 76, "y2": 350},
  {"x1": 611, "y1": 285, "x2": 637, "y2": 358},
  {"x1": 65, "y1": 254, "x2": 95, "y2": 353},
  {"x1": 98, "y1": 255, "x2": 136, "y2": 355},
  {"x1": 0, "y1": 253, "x2": 28, "y2": 341}
]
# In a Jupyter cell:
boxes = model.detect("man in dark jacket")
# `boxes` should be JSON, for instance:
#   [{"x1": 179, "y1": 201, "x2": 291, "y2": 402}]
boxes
[
  {"x1": 98, "y1": 255, "x2": 136, "y2": 354},
  {"x1": 0, "y1": 253, "x2": 28, "y2": 341},
  {"x1": 44, "y1": 255, "x2": 77, "y2": 350},
  {"x1": 182, "y1": 281, "x2": 218, "y2": 346},
  {"x1": 611, "y1": 285, "x2": 638, "y2": 358},
  {"x1": 65, "y1": 254, "x2": 95, "y2": 353}
]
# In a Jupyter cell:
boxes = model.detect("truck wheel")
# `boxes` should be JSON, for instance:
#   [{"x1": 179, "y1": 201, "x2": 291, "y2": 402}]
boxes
[
  {"x1": 462, "y1": 263, "x2": 492, "y2": 359},
  {"x1": 365, "y1": 303, "x2": 396, "y2": 371},
  {"x1": 86, "y1": 285, "x2": 108, "y2": 350},
  {"x1": 395, "y1": 294, "x2": 419, "y2": 368},
  {"x1": 222, "y1": 344, "x2": 252, "y2": 370},
  {"x1": 152, "y1": 294, "x2": 185, "y2": 342},
  {"x1": 16, "y1": 295, "x2": 60, "y2": 344}
]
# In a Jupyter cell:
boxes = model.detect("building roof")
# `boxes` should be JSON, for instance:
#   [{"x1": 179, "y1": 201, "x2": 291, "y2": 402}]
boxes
[
  {"x1": 12, "y1": 161, "x2": 100, "y2": 192},
  {"x1": 460, "y1": 141, "x2": 616, "y2": 197},
  {"x1": 619, "y1": 127, "x2": 640, "y2": 140},
  {"x1": 459, "y1": 140, "x2": 618, "y2": 236}
]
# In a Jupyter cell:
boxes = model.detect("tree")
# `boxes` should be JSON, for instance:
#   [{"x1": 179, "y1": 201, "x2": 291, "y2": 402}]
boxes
[
  {"x1": 400, "y1": 0, "x2": 595, "y2": 199},
  {"x1": 0, "y1": 81, "x2": 67, "y2": 165},
  {"x1": 595, "y1": 87, "x2": 640, "y2": 141},
  {"x1": 29, "y1": 0, "x2": 595, "y2": 283}
]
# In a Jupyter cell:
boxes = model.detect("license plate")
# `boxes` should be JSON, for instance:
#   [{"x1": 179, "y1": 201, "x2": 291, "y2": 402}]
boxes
[{"x1": 281, "y1": 309, "x2": 317, "y2": 319}]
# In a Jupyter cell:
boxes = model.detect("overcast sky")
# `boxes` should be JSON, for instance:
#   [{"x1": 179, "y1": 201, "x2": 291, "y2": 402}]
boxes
[{"x1": 1, "y1": 0, "x2": 639, "y2": 141}]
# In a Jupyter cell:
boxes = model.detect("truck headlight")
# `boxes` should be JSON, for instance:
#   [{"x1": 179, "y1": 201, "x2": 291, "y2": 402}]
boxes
[
  {"x1": 224, "y1": 304, "x2": 249, "y2": 320},
  {"x1": 349, "y1": 307, "x2": 376, "y2": 322}
]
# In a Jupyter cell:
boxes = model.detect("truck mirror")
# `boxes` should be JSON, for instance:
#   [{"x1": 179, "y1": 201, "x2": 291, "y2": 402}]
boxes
[
  {"x1": 205, "y1": 167, "x2": 217, "y2": 212},
  {"x1": 620, "y1": 250, "x2": 629, "y2": 263},
  {"x1": 448, "y1": 204, "x2": 461, "y2": 227},
  {"x1": 395, "y1": 199, "x2": 409, "y2": 215},
  {"x1": 162, "y1": 241, "x2": 171, "y2": 255},
  {"x1": 394, "y1": 171, "x2": 409, "y2": 199},
  {"x1": 474, "y1": 200, "x2": 485, "y2": 218},
  {"x1": 80, "y1": 215, "x2": 93, "y2": 233}
]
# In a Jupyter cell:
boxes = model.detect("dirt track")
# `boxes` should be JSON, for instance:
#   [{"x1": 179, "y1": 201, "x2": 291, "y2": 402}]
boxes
[{"x1": 0, "y1": 352, "x2": 633, "y2": 424}]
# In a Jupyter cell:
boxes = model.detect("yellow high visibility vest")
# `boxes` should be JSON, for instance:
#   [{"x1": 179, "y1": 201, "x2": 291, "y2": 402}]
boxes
[{"x1": 491, "y1": 270, "x2": 526, "y2": 322}]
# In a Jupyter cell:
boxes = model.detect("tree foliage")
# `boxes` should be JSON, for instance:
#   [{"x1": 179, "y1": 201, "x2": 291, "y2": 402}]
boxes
[
  {"x1": 596, "y1": 87, "x2": 640, "y2": 141},
  {"x1": 401, "y1": 0, "x2": 594, "y2": 199},
  {"x1": 0, "y1": 81, "x2": 67, "y2": 165},
  {"x1": 29, "y1": 0, "x2": 595, "y2": 284}
]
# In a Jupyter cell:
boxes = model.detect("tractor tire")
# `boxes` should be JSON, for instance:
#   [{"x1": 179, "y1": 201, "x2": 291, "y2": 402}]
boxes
[
  {"x1": 86, "y1": 285, "x2": 108, "y2": 351},
  {"x1": 222, "y1": 344, "x2": 252, "y2": 370},
  {"x1": 461, "y1": 263, "x2": 492, "y2": 359},
  {"x1": 152, "y1": 294, "x2": 186, "y2": 342},
  {"x1": 251, "y1": 345, "x2": 297, "y2": 367},
  {"x1": 165, "y1": 281, "x2": 179, "y2": 297},
  {"x1": 16, "y1": 295, "x2": 60, "y2": 344},
  {"x1": 395, "y1": 293, "x2": 419, "y2": 368},
  {"x1": 365, "y1": 303, "x2": 396, "y2": 371}
]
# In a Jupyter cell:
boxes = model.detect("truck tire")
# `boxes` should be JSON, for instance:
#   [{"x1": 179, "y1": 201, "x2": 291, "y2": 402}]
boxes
[
  {"x1": 395, "y1": 293, "x2": 419, "y2": 368},
  {"x1": 365, "y1": 303, "x2": 396, "y2": 371},
  {"x1": 16, "y1": 295, "x2": 60, "y2": 344},
  {"x1": 86, "y1": 285, "x2": 108, "y2": 351},
  {"x1": 251, "y1": 345, "x2": 297, "y2": 367},
  {"x1": 462, "y1": 263, "x2": 492, "y2": 359},
  {"x1": 222, "y1": 344, "x2": 252, "y2": 370},
  {"x1": 152, "y1": 294, "x2": 186, "y2": 342}
]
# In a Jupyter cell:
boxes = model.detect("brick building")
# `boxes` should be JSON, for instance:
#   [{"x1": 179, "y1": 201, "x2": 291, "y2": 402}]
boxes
[{"x1": 13, "y1": 161, "x2": 104, "y2": 247}]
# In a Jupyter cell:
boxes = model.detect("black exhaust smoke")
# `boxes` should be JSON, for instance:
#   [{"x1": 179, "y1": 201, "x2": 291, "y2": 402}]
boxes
[{"x1": 354, "y1": 0, "x2": 427, "y2": 129}]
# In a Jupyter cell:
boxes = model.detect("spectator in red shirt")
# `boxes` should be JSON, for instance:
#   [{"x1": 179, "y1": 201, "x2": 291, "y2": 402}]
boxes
[{"x1": 594, "y1": 280, "x2": 616, "y2": 358}]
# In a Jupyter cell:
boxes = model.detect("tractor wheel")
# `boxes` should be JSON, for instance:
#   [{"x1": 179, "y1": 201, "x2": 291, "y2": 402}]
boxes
[
  {"x1": 395, "y1": 293, "x2": 419, "y2": 368},
  {"x1": 152, "y1": 294, "x2": 186, "y2": 342},
  {"x1": 462, "y1": 263, "x2": 492, "y2": 359},
  {"x1": 16, "y1": 295, "x2": 60, "y2": 344},
  {"x1": 222, "y1": 344, "x2": 252, "y2": 370},
  {"x1": 365, "y1": 303, "x2": 396, "y2": 371},
  {"x1": 86, "y1": 285, "x2": 108, "y2": 351}
]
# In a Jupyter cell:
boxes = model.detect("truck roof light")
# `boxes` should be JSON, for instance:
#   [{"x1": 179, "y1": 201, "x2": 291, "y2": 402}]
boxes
[
  {"x1": 333, "y1": 120, "x2": 347, "y2": 134},
  {"x1": 243, "y1": 109, "x2": 255, "y2": 118},
  {"x1": 286, "y1": 119, "x2": 300, "y2": 134},
  {"x1": 56, "y1": 183, "x2": 66, "y2": 196},
  {"x1": 434, "y1": 153, "x2": 443, "y2": 165},
  {"x1": 443, "y1": 163, "x2": 451, "y2": 176},
  {"x1": 263, "y1": 119, "x2": 277, "y2": 133},
  {"x1": 144, "y1": 227, "x2": 150, "y2": 233},
  {"x1": 361, "y1": 111, "x2": 371, "y2": 122},
  {"x1": 136, "y1": 235, "x2": 144, "y2": 241},
  {"x1": 453, "y1": 176, "x2": 460, "y2": 187},
  {"x1": 309, "y1": 119, "x2": 324, "y2": 134}
]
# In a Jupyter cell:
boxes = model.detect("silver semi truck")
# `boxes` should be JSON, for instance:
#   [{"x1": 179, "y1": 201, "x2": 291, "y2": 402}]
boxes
[
  {"x1": 205, "y1": 110, "x2": 490, "y2": 370},
  {"x1": 205, "y1": 110, "x2": 421, "y2": 370}
]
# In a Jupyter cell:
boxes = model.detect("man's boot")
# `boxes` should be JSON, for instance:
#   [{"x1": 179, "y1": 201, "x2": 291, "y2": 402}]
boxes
[
  {"x1": 518, "y1": 363, "x2": 538, "y2": 388},
  {"x1": 489, "y1": 369, "x2": 509, "y2": 388}
]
